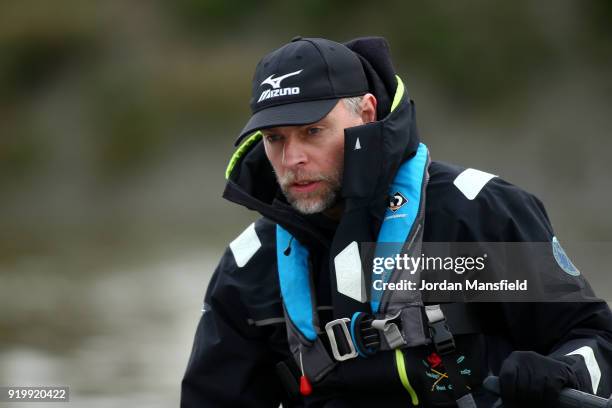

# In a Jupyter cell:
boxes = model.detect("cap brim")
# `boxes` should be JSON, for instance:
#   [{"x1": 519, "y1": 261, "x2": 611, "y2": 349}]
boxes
[{"x1": 235, "y1": 98, "x2": 339, "y2": 146}]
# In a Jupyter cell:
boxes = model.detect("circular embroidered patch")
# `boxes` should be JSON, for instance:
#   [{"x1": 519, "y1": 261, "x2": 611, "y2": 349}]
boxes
[{"x1": 552, "y1": 236, "x2": 580, "y2": 276}]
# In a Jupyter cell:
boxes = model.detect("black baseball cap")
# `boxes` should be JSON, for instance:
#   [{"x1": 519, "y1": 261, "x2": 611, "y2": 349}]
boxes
[{"x1": 235, "y1": 36, "x2": 369, "y2": 146}]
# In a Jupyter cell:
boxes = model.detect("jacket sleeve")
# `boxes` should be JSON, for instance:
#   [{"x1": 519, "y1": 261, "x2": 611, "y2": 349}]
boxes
[
  {"x1": 180, "y1": 245, "x2": 287, "y2": 408},
  {"x1": 481, "y1": 178, "x2": 612, "y2": 398}
]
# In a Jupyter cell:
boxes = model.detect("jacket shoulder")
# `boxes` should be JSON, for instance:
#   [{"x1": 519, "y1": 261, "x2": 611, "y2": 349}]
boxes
[
  {"x1": 425, "y1": 161, "x2": 553, "y2": 241},
  {"x1": 206, "y1": 217, "x2": 282, "y2": 324}
]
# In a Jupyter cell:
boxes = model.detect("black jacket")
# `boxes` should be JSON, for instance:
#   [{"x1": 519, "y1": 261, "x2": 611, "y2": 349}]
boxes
[{"x1": 181, "y1": 38, "x2": 612, "y2": 407}]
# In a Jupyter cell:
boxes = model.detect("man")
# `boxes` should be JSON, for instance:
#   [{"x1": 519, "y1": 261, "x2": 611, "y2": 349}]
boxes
[{"x1": 182, "y1": 36, "x2": 612, "y2": 407}]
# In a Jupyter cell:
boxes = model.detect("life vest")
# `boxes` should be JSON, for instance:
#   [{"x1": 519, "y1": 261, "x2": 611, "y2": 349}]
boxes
[
  {"x1": 276, "y1": 140, "x2": 430, "y2": 370},
  {"x1": 276, "y1": 139, "x2": 479, "y2": 408}
]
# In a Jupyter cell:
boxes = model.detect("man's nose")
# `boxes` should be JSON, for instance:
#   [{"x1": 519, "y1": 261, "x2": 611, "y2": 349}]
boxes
[{"x1": 281, "y1": 138, "x2": 307, "y2": 168}]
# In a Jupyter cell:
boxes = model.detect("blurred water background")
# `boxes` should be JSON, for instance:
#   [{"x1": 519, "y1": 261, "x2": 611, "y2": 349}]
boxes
[{"x1": 1, "y1": 1, "x2": 611, "y2": 406}]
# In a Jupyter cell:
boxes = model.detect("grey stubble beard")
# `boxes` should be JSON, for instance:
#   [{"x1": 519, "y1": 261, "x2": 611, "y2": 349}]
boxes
[{"x1": 276, "y1": 167, "x2": 343, "y2": 215}]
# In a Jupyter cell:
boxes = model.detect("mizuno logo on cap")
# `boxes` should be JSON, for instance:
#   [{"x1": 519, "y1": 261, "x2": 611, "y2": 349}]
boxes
[
  {"x1": 260, "y1": 69, "x2": 303, "y2": 89},
  {"x1": 258, "y1": 69, "x2": 303, "y2": 103}
]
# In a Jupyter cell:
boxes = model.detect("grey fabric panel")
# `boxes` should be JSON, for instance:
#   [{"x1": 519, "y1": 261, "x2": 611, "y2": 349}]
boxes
[
  {"x1": 285, "y1": 305, "x2": 336, "y2": 382},
  {"x1": 399, "y1": 306, "x2": 429, "y2": 347},
  {"x1": 300, "y1": 339, "x2": 337, "y2": 382},
  {"x1": 456, "y1": 393, "x2": 477, "y2": 408}
]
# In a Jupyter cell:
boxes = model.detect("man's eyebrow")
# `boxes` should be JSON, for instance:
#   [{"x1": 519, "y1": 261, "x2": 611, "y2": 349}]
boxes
[{"x1": 301, "y1": 120, "x2": 326, "y2": 129}]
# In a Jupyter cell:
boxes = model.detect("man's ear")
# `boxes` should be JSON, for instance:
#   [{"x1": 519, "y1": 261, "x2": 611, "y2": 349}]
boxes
[{"x1": 361, "y1": 93, "x2": 377, "y2": 123}]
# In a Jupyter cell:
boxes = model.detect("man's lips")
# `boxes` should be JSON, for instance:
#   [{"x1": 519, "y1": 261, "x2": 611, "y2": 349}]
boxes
[{"x1": 290, "y1": 180, "x2": 321, "y2": 193}]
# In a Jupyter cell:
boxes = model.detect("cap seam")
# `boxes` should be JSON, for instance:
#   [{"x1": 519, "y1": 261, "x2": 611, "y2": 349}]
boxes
[
  {"x1": 273, "y1": 43, "x2": 290, "y2": 79},
  {"x1": 303, "y1": 39, "x2": 335, "y2": 95}
]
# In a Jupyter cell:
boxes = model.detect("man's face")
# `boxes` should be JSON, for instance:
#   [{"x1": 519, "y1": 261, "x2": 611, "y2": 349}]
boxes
[{"x1": 261, "y1": 100, "x2": 365, "y2": 215}]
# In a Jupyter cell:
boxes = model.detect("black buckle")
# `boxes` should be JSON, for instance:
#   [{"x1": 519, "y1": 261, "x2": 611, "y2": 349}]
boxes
[
  {"x1": 353, "y1": 313, "x2": 381, "y2": 356},
  {"x1": 428, "y1": 319, "x2": 456, "y2": 355}
]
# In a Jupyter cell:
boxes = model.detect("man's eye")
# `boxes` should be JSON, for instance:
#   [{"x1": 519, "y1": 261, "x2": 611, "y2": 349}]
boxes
[
  {"x1": 265, "y1": 134, "x2": 281, "y2": 143},
  {"x1": 307, "y1": 127, "x2": 322, "y2": 135}
]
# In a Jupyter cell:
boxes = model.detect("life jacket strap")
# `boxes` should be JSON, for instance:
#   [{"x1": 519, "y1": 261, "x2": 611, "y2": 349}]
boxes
[{"x1": 324, "y1": 307, "x2": 427, "y2": 363}]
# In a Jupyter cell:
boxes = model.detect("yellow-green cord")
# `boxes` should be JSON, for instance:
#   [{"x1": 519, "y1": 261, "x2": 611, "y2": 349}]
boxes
[
  {"x1": 391, "y1": 75, "x2": 405, "y2": 112},
  {"x1": 225, "y1": 131, "x2": 262, "y2": 179},
  {"x1": 395, "y1": 349, "x2": 419, "y2": 406}
]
